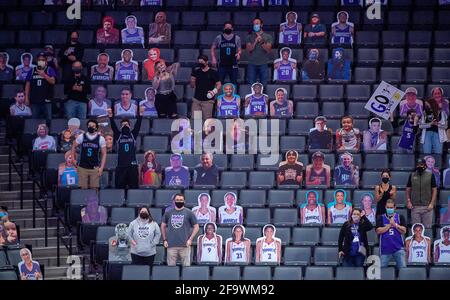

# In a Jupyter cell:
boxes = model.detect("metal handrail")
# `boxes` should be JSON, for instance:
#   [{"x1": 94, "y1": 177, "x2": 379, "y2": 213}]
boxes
[
  {"x1": 56, "y1": 215, "x2": 73, "y2": 267},
  {"x1": 8, "y1": 143, "x2": 24, "y2": 209}
]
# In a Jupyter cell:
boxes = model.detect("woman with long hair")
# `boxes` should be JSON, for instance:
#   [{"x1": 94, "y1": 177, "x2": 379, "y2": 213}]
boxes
[
  {"x1": 139, "y1": 150, "x2": 162, "y2": 187},
  {"x1": 225, "y1": 225, "x2": 251, "y2": 264}
]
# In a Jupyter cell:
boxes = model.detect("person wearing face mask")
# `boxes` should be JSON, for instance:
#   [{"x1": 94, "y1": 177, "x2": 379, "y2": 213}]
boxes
[
  {"x1": 338, "y1": 208, "x2": 373, "y2": 267},
  {"x1": 44, "y1": 45, "x2": 59, "y2": 76},
  {"x1": 245, "y1": 17, "x2": 273, "y2": 86},
  {"x1": 376, "y1": 199, "x2": 407, "y2": 269},
  {"x1": 302, "y1": 48, "x2": 325, "y2": 81},
  {"x1": 59, "y1": 31, "x2": 85, "y2": 83},
  {"x1": 327, "y1": 48, "x2": 351, "y2": 81},
  {"x1": 64, "y1": 61, "x2": 91, "y2": 119},
  {"x1": 72, "y1": 119, "x2": 107, "y2": 190},
  {"x1": 374, "y1": 169, "x2": 397, "y2": 218},
  {"x1": 406, "y1": 158, "x2": 438, "y2": 228},
  {"x1": 303, "y1": 13, "x2": 326, "y2": 45},
  {"x1": 161, "y1": 193, "x2": 199, "y2": 266},
  {"x1": 211, "y1": 21, "x2": 242, "y2": 85},
  {"x1": 25, "y1": 52, "x2": 56, "y2": 120},
  {"x1": 127, "y1": 207, "x2": 161, "y2": 266}
]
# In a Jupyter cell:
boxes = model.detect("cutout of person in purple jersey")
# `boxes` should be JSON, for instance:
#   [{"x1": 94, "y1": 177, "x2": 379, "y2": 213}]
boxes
[
  {"x1": 216, "y1": 83, "x2": 241, "y2": 118},
  {"x1": 273, "y1": 47, "x2": 297, "y2": 81},
  {"x1": 244, "y1": 82, "x2": 269, "y2": 117},
  {"x1": 15, "y1": 53, "x2": 35, "y2": 81},
  {"x1": 279, "y1": 11, "x2": 302, "y2": 45},
  {"x1": 115, "y1": 49, "x2": 139, "y2": 81}
]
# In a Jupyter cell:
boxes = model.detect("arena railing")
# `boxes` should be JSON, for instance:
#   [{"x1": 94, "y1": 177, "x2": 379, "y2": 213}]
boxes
[{"x1": 7, "y1": 143, "x2": 24, "y2": 210}]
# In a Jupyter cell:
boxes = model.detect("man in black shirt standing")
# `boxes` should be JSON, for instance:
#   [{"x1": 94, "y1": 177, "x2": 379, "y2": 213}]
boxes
[
  {"x1": 190, "y1": 55, "x2": 221, "y2": 120},
  {"x1": 59, "y1": 31, "x2": 85, "y2": 83},
  {"x1": 309, "y1": 116, "x2": 333, "y2": 151},
  {"x1": 193, "y1": 153, "x2": 219, "y2": 187},
  {"x1": 108, "y1": 108, "x2": 142, "y2": 189},
  {"x1": 64, "y1": 61, "x2": 91, "y2": 119}
]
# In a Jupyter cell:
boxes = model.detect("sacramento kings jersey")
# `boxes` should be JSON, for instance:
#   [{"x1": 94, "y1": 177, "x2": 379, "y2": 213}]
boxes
[
  {"x1": 329, "y1": 205, "x2": 351, "y2": 224},
  {"x1": 80, "y1": 134, "x2": 101, "y2": 169},
  {"x1": 217, "y1": 96, "x2": 239, "y2": 118},
  {"x1": 260, "y1": 239, "x2": 278, "y2": 262},
  {"x1": 141, "y1": 0, "x2": 161, "y2": 5},
  {"x1": 164, "y1": 166, "x2": 190, "y2": 187},
  {"x1": 435, "y1": 240, "x2": 450, "y2": 263},
  {"x1": 272, "y1": 101, "x2": 291, "y2": 117},
  {"x1": 379, "y1": 214, "x2": 404, "y2": 255},
  {"x1": 303, "y1": 206, "x2": 323, "y2": 224},
  {"x1": 200, "y1": 236, "x2": 220, "y2": 262},
  {"x1": 16, "y1": 66, "x2": 33, "y2": 81},
  {"x1": 219, "y1": 206, "x2": 242, "y2": 224},
  {"x1": 115, "y1": 102, "x2": 137, "y2": 117},
  {"x1": 276, "y1": 61, "x2": 296, "y2": 81},
  {"x1": 139, "y1": 100, "x2": 158, "y2": 117},
  {"x1": 91, "y1": 65, "x2": 112, "y2": 81},
  {"x1": 408, "y1": 238, "x2": 429, "y2": 263},
  {"x1": 219, "y1": 0, "x2": 238, "y2": 6},
  {"x1": 228, "y1": 240, "x2": 248, "y2": 262},
  {"x1": 219, "y1": 34, "x2": 237, "y2": 67},
  {"x1": 10, "y1": 104, "x2": 32, "y2": 116},
  {"x1": 89, "y1": 100, "x2": 109, "y2": 116},
  {"x1": 60, "y1": 166, "x2": 78, "y2": 186},
  {"x1": 116, "y1": 132, "x2": 137, "y2": 167},
  {"x1": 245, "y1": 94, "x2": 268, "y2": 117},
  {"x1": 332, "y1": 24, "x2": 353, "y2": 44},
  {"x1": 398, "y1": 120, "x2": 415, "y2": 151},
  {"x1": 280, "y1": 24, "x2": 301, "y2": 44},
  {"x1": 122, "y1": 29, "x2": 143, "y2": 44},
  {"x1": 115, "y1": 62, "x2": 138, "y2": 81}
]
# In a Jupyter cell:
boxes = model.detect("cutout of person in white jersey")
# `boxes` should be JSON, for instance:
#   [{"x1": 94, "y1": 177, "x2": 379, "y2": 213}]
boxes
[
  {"x1": 192, "y1": 193, "x2": 217, "y2": 225},
  {"x1": 299, "y1": 190, "x2": 326, "y2": 225},
  {"x1": 434, "y1": 226, "x2": 450, "y2": 263},
  {"x1": 197, "y1": 222, "x2": 222, "y2": 264},
  {"x1": 218, "y1": 192, "x2": 243, "y2": 225},
  {"x1": 405, "y1": 223, "x2": 431, "y2": 264},
  {"x1": 255, "y1": 224, "x2": 282, "y2": 264},
  {"x1": 225, "y1": 224, "x2": 251, "y2": 264}
]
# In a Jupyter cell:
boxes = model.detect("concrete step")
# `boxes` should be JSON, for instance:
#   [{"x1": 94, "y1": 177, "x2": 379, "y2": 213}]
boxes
[
  {"x1": 0, "y1": 172, "x2": 28, "y2": 182},
  {"x1": 0, "y1": 198, "x2": 52, "y2": 209},
  {"x1": 21, "y1": 236, "x2": 60, "y2": 248},
  {"x1": 36, "y1": 256, "x2": 70, "y2": 267},
  {"x1": 0, "y1": 155, "x2": 13, "y2": 164},
  {"x1": 14, "y1": 217, "x2": 58, "y2": 229},
  {"x1": 0, "y1": 181, "x2": 34, "y2": 191},
  {"x1": 20, "y1": 227, "x2": 58, "y2": 239},
  {"x1": 32, "y1": 246, "x2": 70, "y2": 258},
  {"x1": 0, "y1": 190, "x2": 35, "y2": 202},
  {"x1": 7, "y1": 207, "x2": 50, "y2": 219},
  {"x1": 43, "y1": 267, "x2": 71, "y2": 279}
]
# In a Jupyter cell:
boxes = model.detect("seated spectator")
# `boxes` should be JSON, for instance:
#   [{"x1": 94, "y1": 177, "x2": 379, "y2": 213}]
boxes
[
  {"x1": 327, "y1": 189, "x2": 352, "y2": 225},
  {"x1": 277, "y1": 150, "x2": 303, "y2": 186},
  {"x1": 444, "y1": 158, "x2": 450, "y2": 188},
  {"x1": 434, "y1": 226, "x2": 450, "y2": 263},
  {"x1": 225, "y1": 225, "x2": 251, "y2": 264},
  {"x1": 269, "y1": 88, "x2": 293, "y2": 118},
  {"x1": 88, "y1": 85, "x2": 111, "y2": 117},
  {"x1": 279, "y1": 11, "x2": 302, "y2": 45},
  {"x1": 15, "y1": 53, "x2": 35, "y2": 81},
  {"x1": 327, "y1": 48, "x2": 351, "y2": 81},
  {"x1": 148, "y1": 11, "x2": 171, "y2": 45},
  {"x1": 336, "y1": 115, "x2": 361, "y2": 151},
  {"x1": 301, "y1": 48, "x2": 325, "y2": 81},
  {"x1": 4, "y1": 221, "x2": 19, "y2": 246},
  {"x1": 114, "y1": 88, "x2": 138, "y2": 117},
  {"x1": 115, "y1": 49, "x2": 139, "y2": 82},
  {"x1": 419, "y1": 98, "x2": 448, "y2": 154},
  {"x1": 81, "y1": 194, "x2": 108, "y2": 224},
  {"x1": 255, "y1": 224, "x2": 281, "y2": 264},
  {"x1": 424, "y1": 155, "x2": 441, "y2": 188},
  {"x1": 399, "y1": 87, "x2": 423, "y2": 118},
  {"x1": 331, "y1": 11, "x2": 354, "y2": 46},
  {"x1": 431, "y1": 87, "x2": 449, "y2": 115},
  {"x1": 216, "y1": 83, "x2": 241, "y2": 118},
  {"x1": 363, "y1": 117, "x2": 388, "y2": 151},
  {"x1": 104, "y1": 133, "x2": 114, "y2": 153},
  {"x1": 303, "y1": 13, "x2": 326, "y2": 45},
  {"x1": 18, "y1": 248, "x2": 42, "y2": 280},
  {"x1": 33, "y1": 124, "x2": 56, "y2": 151},
  {"x1": 141, "y1": 0, "x2": 162, "y2": 5},
  {"x1": 10, "y1": 89, "x2": 32, "y2": 117},
  {"x1": 334, "y1": 152, "x2": 360, "y2": 186},
  {"x1": 244, "y1": 82, "x2": 269, "y2": 117},
  {"x1": 139, "y1": 87, "x2": 158, "y2": 117},
  {"x1": 44, "y1": 45, "x2": 59, "y2": 75},
  {"x1": 398, "y1": 109, "x2": 420, "y2": 153},
  {"x1": 58, "y1": 151, "x2": 78, "y2": 187},
  {"x1": 193, "y1": 153, "x2": 219, "y2": 187},
  {"x1": 91, "y1": 53, "x2": 114, "y2": 82},
  {"x1": 139, "y1": 150, "x2": 162, "y2": 187},
  {"x1": 164, "y1": 153, "x2": 190, "y2": 188},
  {"x1": 143, "y1": 48, "x2": 165, "y2": 81},
  {"x1": 243, "y1": 0, "x2": 264, "y2": 6},
  {"x1": 121, "y1": 15, "x2": 145, "y2": 46},
  {"x1": 358, "y1": 193, "x2": 377, "y2": 224},
  {"x1": 108, "y1": 223, "x2": 132, "y2": 263},
  {"x1": 405, "y1": 223, "x2": 431, "y2": 264},
  {"x1": 309, "y1": 116, "x2": 333, "y2": 151},
  {"x1": 218, "y1": 192, "x2": 243, "y2": 225},
  {"x1": 273, "y1": 47, "x2": 297, "y2": 81},
  {"x1": 217, "y1": 0, "x2": 239, "y2": 6},
  {"x1": 0, "y1": 52, "x2": 13, "y2": 81},
  {"x1": 299, "y1": 190, "x2": 325, "y2": 225},
  {"x1": 305, "y1": 151, "x2": 331, "y2": 187},
  {"x1": 440, "y1": 196, "x2": 450, "y2": 225},
  {"x1": 192, "y1": 193, "x2": 217, "y2": 225},
  {"x1": 97, "y1": 16, "x2": 120, "y2": 45},
  {"x1": 197, "y1": 223, "x2": 222, "y2": 263}
]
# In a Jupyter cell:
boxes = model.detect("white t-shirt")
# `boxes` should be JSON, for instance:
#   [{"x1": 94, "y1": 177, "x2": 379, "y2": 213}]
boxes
[
  {"x1": 76, "y1": 132, "x2": 106, "y2": 148},
  {"x1": 33, "y1": 135, "x2": 56, "y2": 151}
]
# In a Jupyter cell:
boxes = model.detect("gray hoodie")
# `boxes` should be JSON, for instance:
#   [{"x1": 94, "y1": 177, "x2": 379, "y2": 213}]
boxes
[{"x1": 128, "y1": 218, "x2": 161, "y2": 257}]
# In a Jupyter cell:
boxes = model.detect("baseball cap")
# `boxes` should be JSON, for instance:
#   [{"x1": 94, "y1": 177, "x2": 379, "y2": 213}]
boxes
[
  {"x1": 405, "y1": 87, "x2": 418, "y2": 95},
  {"x1": 37, "y1": 52, "x2": 46, "y2": 59},
  {"x1": 312, "y1": 151, "x2": 325, "y2": 160},
  {"x1": 68, "y1": 118, "x2": 80, "y2": 127},
  {"x1": 416, "y1": 158, "x2": 426, "y2": 165},
  {"x1": 311, "y1": 13, "x2": 320, "y2": 19},
  {"x1": 315, "y1": 116, "x2": 327, "y2": 123}
]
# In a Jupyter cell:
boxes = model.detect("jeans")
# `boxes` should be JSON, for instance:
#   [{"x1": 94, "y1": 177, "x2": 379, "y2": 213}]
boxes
[
  {"x1": 381, "y1": 249, "x2": 406, "y2": 270},
  {"x1": 31, "y1": 103, "x2": 52, "y2": 120},
  {"x1": 423, "y1": 130, "x2": 443, "y2": 154},
  {"x1": 65, "y1": 100, "x2": 87, "y2": 119},
  {"x1": 218, "y1": 65, "x2": 239, "y2": 85},
  {"x1": 342, "y1": 253, "x2": 366, "y2": 267},
  {"x1": 247, "y1": 64, "x2": 269, "y2": 87}
]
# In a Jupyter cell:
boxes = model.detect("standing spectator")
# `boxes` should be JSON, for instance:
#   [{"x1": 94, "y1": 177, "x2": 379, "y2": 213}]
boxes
[
  {"x1": 338, "y1": 208, "x2": 373, "y2": 267},
  {"x1": 96, "y1": 16, "x2": 120, "y2": 45},
  {"x1": 277, "y1": 150, "x2": 303, "y2": 186},
  {"x1": 153, "y1": 61, "x2": 180, "y2": 118},
  {"x1": 0, "y1": 52, "x2": 13, "y2": 81},
  {"x1": 331, "y1": 11, "x2": 354, "y2": 46},
  {"x1": 334, "y1": 152, "x2": 359, "y2": 186},
  {"x1": 327, "y1": 48, "x2": 351, "y2": 81},
  {"x1": 431, "y1": 87, "x2": 449, "y2": 115},
  {"x1": 25, "y1": 52, "x2": 56, "y2": 120},
  {"x1": 59, "y1": 31, "x2": 84, "y2": 83},
  {"x1": 425, "y1": 155, "x2": 441, "y2": 188},
  {"x1": 143, "y1": 48, "x2": 165, "y2": 81},
  {"x1": 139, "y1": 150, "x2": 162, "y2": 187},
  {"x1": 148, "y1": 11, "x2": 171, "y2": 45},
  {"x1": 58, "y1": 151, "x2": 78, "y2": 187},
  {"x1": 216, "y1": 83, "x2": 241, "y2": 118},
  {"x1": 164, "y1": 154, "x2": 190, "y2": 188},
  {"x1": 225, "y1": 225, "x2": 251, "y2": 264},
  {"x1": 399, "y1": 87, "x2": 423, "y2": 118},
  {"x1": 9, "y1": 89, "x2": 32, "y2": 117},
  {"x1": 299, "y1": 190, "x2": 325, "y2": 225},
  {"x1": 197, "y1": 223, "x2": 222, "y2": 263},
  {"x1": 398, "y1": 109, "x2": 420, "y2": 153},
  {"x1": 246, "y1": 18, "x2": 273, "y2": 86},
  {"x1": 114, "y1": 88, "x2": 138, "y2": 118},
  {"x1": 406, "y1": 158, "x2": 437, "y2": 228},
  {"x1": 336, "y1": 115, "x2": 361, "y2": 151},
  {"x1": 309, "y1": 116, "x2": 333, "y2": 151},
  {"x1": 15, "y1": 53, "x2": 35, "y2": 81},
  {"x1": 269, "y1": 88, "x2": 293, "y2": 118},
  {"x1": 71, "y1": 119, "x2": 107, "y2": 190},
  {"x1": 192, "y1": 193, "x2": 216, "y2": 225},
  {"x1": 327, "y1": 189, "x2": 352, "y2": 225},
  {"x1": 18, "y1": 248, "x2": 43, "y2": 280},
  {"x1": 279, "y1": 11, "x2": 302, "y2": 45},
  {"x1": 218, "y1": 192, "x2": 244, "y2": 225},
  {"x1": 190, "y1": 55, "x2": 221, "y2": 120},
  {"x1": 363, "y1": 117, "x2": 388, "y2": 151},
  {"x1": 303, "y1": 13, "x2": 326, "y2": 45},
  {"x1": 211, "y1": 21, "x2": 242, "y2": 85},
  {"x1": 434, "y1": 226, "x2": 450, "y2": 263},
  {"x1": 90, "y1": 53, "x2": 114, "y2": 82},
  {"x1": 161, "y1": 194, "x2": 199, "y2": 266},
  {"x1": 121, "y1": 15, "x2": 145, "y2": 46},
  {"x1": 64, "y1": 61, "x2": 91, "y2": 119},
  {"x1": 139, "y1": 87, "x2": 158, "y2": 117},
  {"x1": 81, "y1": 194, "x2": 108, "y2": 224},
  {"x1": 419, "y1": 98, "x2": 448, "y2": 154},
  {"x1": 115, "y1": 49, "x2": 139, "y2": 82},
  {"x1": 255, "y1": 224, "x2": 282, "y2": 264},
  {"x1": 44, "y1": 45, "x2": 59, "y2": 76},
  {"x1": 273, "y1": 47, "x2": 297, "y2": 81},
  {"x1": 244, "y1": 82, "x2": 269, "y2": 117},
  {"x1": 305, "y1": 151, "x2": 331, "y2": 187},
  {"x1": 405, "y1": 223, "x2": 431, "y2": 264},
  {"x1": 376, "y1": 199, "x2": 407, "y2": 269},
  {"x1": 33, "y1": 124, "x2": 56, "y2": 151},
  {"x1": 128, "y1": 207, "x2": 161, "y2": 266},
  {"x1": 301, "y1": 48, "x2": 325, "y2": 81},
  {"x1": 88, "y1": 85, "x2": 111, "y2": 117},
  {"x1": 193, "y1": 153, "x2": 219, "y2": 187}
]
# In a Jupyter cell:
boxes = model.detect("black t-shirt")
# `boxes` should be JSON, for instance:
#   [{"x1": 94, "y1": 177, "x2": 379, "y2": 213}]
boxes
[
  {"x1": 309, "y1": 130, "x2": 332, "y2": 150},
  {"x1": 64, "y1": 74, "x2": 91, "y2": 103},
  {"x1": 278, "y1": 163, "x2": 303, "y2": 185},
  {"x1": 191, "y1": 68, "x2": 220, "y2": 101},
  {"x1": 193, "y1": 164, "x2": 219, "y2": 186}
]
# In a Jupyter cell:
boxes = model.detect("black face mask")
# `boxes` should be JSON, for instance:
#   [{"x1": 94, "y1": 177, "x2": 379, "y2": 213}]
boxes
[
  {"x1": 197, "y1": 62, "x2": 207, "y2": 69},
  {"x1": 140, "y1": 212, "x2": 149, "y2": 219},
  {"x1": 416, "y1": 166, "x2": 425, "y2": 174},
  {"x1": 382, "y1": 177, "x2": 389, "y2": 184},
  {"x1": 121, "y1": 126, "x2": 130, "y2": 135},
  {"x1": 175, "y1": 202, "x2": 184, "y2": 208},
  {"x1": 87, "y1": 127, "x2": 96, "y2": 134},
  {"x1": 72, "y1": 68, "x2": 82, "y2": 74},
  {"x1": 223, "y1": 28, "x2": 233, "y2": 35},
  {"x1": 71, "y1": 38, "x2": 78, "y2": 43}
]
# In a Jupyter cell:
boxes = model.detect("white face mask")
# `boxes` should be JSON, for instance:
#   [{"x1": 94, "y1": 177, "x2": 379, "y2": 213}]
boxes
[{"x1": 37, "y1": 60, "x2": 46, "y2": 68}]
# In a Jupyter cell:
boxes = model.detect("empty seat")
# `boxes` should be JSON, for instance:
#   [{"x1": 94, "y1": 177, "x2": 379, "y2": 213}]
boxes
[
  {"x1": 143, "y1": 136, "x2": 169, "y2": 153},
  {"x1": 283, "y1": 247, "x2": 311, "y2": 266},
  {"x1": 347, "y1": 102, "x2": 370, "y2": 118},
  {"x1": 242, "y1": 266, "x2": 271, "y2": 280},
  {"x1": 405, "y1": 67, "x2": 428, "y2": 84},
  {"x1": 154, "y1": 190, "x2": 181, "y2": 208},
  {"x1": 379, "y1": 67, "x2": 402, "y2": 84},
  {"x1": 152, "y1": 266, "x2": 180, "y2": 280},
  {"x1": 256, "y1": 154, "x2": 282, "y2": 171},
  {"x1": 354, "y1": 68, "x2": 377, "y2": 84},
  {"x1": 380, "y1": 267, "x2": 396, "y2": 280},
  {"x1": 357, "y1": 48, "x2": 379, "y2": 66},
  {"x1": 361, "y1": 171, "x2": 380, "y2": 188},
  {"x1": 346, "y1": 85, "x2": 371, "y2": 101},
  {"x1": 432, "y1": 67, "x2": 450, "y2": 83},
  {"x1": 355, "y1": 31, "x2": 379, "y2": 47},
  {"x1": 408, "y1": 48, "x2": 430, "y2": 65},
  {"x1": 313, "y1": 247, "x2": 339, "y2": 266},
  {"x1": 292, "y1": 85, "x2": 317, "y2": 101},
  {"x1": 321, "y1": 227, "x2": 340, "y2": 246},
  {"x1": 391, "y1": 154, "x2": 415, "y2": 171},
  {"x1": 429, "y1": 267, "x2": 450, "y2": 280},
  {"x1": 246, "y1": 209, "x2": 271, "y2": 226},
  {"x1": 182, "y1": 266, "x2": 210, "y2": 280},
  {"x1": 383, "y1": 49, "x2": 404, "y2": 65},
  {"x1": 99, "y1": 189, "x2": 125, "y2": 207},
  {"x1": 248, "y1": 171, "x2": 274, "y2": 189},
  {"x1": 295, "y1": 102, "x2": 319, "y2": 118},
  {"x1": 126, "y1": 189, "x2": 153, "y2": 207},
  {"x1": 151, "y1": 119, "x2": 174, "y2": 135},
  {"x1": 122, "y1": 265, "x2": 150, "y2": 280},
  {"x1": 212, "y1": 266, "x2": 240, "y2": 280},
  {"x1": 268, "y1": 190, "x2": 294, "y2": 208},
  {"x1": 0, "y1": 269, "x2": 18, "y2": 280},
  {"x1": 0, "y1": 249, "x2": 9, "y2": 268},
  {"x1": 398, "y1": 267, "x2": 427, "y2": 280},
  {"x1": 220, "y1": 172, "x2": 247, "y2": 189},
  {"x1": 239, "y1": 190, "x2": 266, "y2": 208},
  {"x1": 304, "y1": 266, "x2": 334, "y2": 280},
  {"x1": 177, "y1": 49, "x2": 200, "y2": 66},
  {"x1": 182, "y1": 11, "x2": 205, "y2": 27},
  {"x1": 273, "y1": 209, "x2": 298, "y2": 227},
  {"x1": 280, "y1": 136, "x2": 307, "y2": 153},
  {"x1": 230, "y1": 155, "x2": 254, "y2": 171},
  {"x1": 389, "y1": 171, "x2": 410, "y2": 188},
  {"x1": 288, "y1": 119, "x2": 313, "y2": 136},
  {"x1": 434, "y1": 48, "x2": 450, "y2": 65},
  {"x1": 110, "y1": 207, "x2": 136, "y2": 225},
  {"x1": 409, "y1": 31, "x2": 432, "y2": 47},
  {"x1": 292, "y1": 227, "x2": 320, "y2": 246},
  {"x1": 364, "y1": 154, "x2": 389, "y2": 170},
  {"x1": 322, "y1": 102, "x2": 345, "y2": 119},
  {"x1": 320, "y1": 85, "x2": 344, "y2": 101},
  {"x1": 335, "y1": 267, "x2": 365, "y2": 280}
]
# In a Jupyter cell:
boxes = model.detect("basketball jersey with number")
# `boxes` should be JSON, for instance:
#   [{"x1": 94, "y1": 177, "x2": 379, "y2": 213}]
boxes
[
  {"x1": 219, "y1": 34, "x2": 237, "y2": 67},
  {"x1": 276, "y1": 61, "x2": 295, "y2": 81},
  {"x1": 303, "y1": 206, "x2": 323, "y2": 224},
  {"x1": 200, "y1": 236, "x2": 220, "y2": 262},
  {"x1": 330, "y1": 205, "x2": 351, "y2": 224},
  {"x1": 115, "y1": 102, "x2": 137, "y2": 117},
  {"x1": 272, "y1": 101, "x2": 291, "y2": 117},
  {"x1": 10, "y1": 104, "x2": 32, "y2": 116},
  {"x1": 79, "y1": 134, "x2": 100, "y2": 169},
  {"x1": 229, "y1": 241, "x2": 248, "y2": 262},
  {"x1": 408, "y1": 238, "x2": 429, "y2": 263},
  {"x1": 281, "y1": 23, "x2": 301, "y2": 44},
  {"x1": 123, "y1": 29, "x2": 142, "y2": 44},
  {"x1": 89, "y1": 100, "x2": 108, "y2": 116},
  {"x1": 398, "y1": 120, "x2": 415, "y2": 151},
  {"x1": 217, "y1": 96, "x2": 239, "y2": 118},
  {"x1": 260, "y1": 239, "x2": 278, "y2": 263},
  {"x1": 91, "y1": 65, "x2": 112, "y2": 81},
  {"x1": 436, "y1": 241, "x2": 450, "y2": 263},
  {"x1": 332, "y1": 24, "x2": 352, "y2": 44},
  {"x1": 219, "y1": 206, "x2": 242, "y2": 224},
  {"x1": 116, "y1": 62, "x2": 137, "y2": 81},
  {"x1": 246, "y1": 94, "x2": 267, "y2": 116},
  {"x1": 60, "y1": 166, "x2": 78, "y2": 186}
]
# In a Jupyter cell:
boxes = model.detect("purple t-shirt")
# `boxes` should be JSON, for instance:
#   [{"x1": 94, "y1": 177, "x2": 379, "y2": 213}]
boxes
[
  {"x1": 377, "y1": 214, "x2": 405, "y2": 255},
  {"x1": 18, "y1": 261, "x2": 42, "y2": 280}
]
